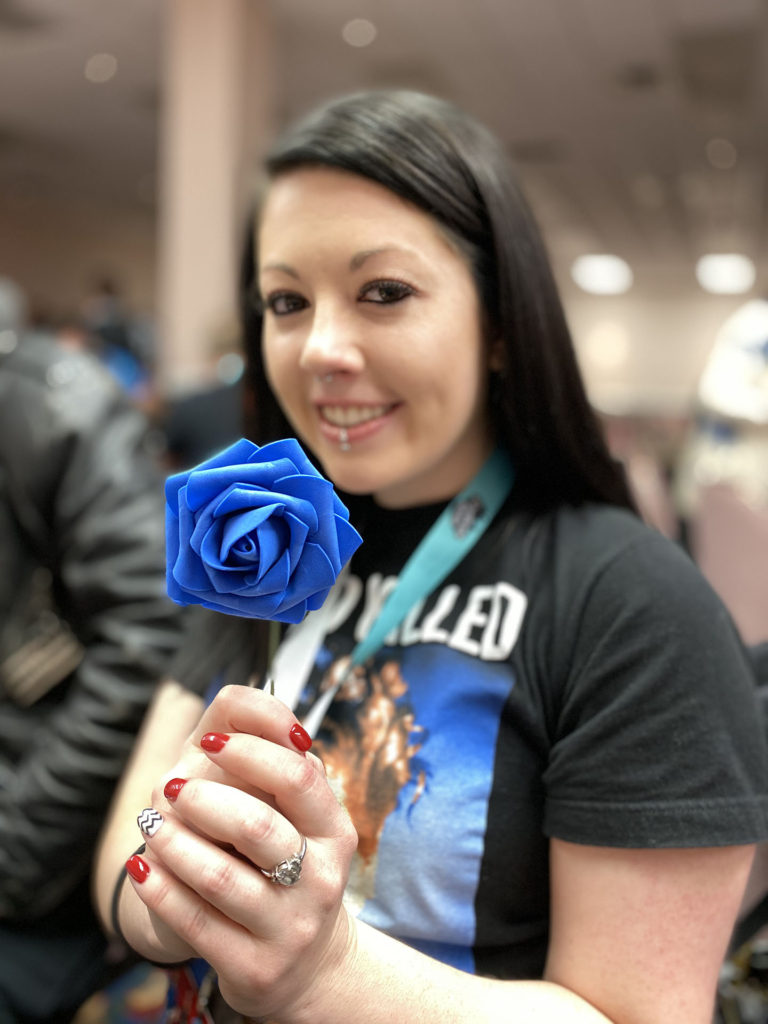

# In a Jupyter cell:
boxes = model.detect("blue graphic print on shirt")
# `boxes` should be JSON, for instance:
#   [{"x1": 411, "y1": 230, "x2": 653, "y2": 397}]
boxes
[{"x1": 312, "y1": 642, "x2": 516, "y2": 974}]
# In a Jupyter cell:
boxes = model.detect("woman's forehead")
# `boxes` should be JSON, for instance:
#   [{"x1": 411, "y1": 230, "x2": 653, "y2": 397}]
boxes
[{"x1": 256, "y1": 167, "x2": 456, "y2": 264}]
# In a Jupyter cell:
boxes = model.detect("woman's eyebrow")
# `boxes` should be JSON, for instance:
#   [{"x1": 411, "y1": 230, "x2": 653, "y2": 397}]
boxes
[
  {"x1": 350, "y1": 246, "x2": 417, "y2": 270},
  {"x1": 260, "y1": 261, "x2": 300, "y2": 279},
  {"x1": 261, "y1": 246, "x2": 421, "y2": 278}
]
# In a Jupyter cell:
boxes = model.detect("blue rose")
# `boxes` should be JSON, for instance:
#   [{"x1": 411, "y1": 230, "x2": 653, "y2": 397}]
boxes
[{"x1": 166, "y1": 437, "x2": 362, "y2": 623}]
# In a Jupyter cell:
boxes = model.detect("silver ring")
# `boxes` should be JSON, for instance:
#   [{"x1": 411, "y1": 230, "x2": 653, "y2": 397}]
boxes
[{"x1": 259, "y1": 835, "x2": 307, "y2": 887}]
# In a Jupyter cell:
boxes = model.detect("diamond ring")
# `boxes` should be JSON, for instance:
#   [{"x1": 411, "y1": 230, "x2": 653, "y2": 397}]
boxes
[{"x1": 258, "y1": 835, "x2": 307, "y2": 887}]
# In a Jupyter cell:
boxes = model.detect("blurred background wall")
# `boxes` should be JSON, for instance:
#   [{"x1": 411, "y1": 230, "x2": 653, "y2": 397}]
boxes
[{"x1": 1, "y1": 0, "x2": 766, "y2": 396}]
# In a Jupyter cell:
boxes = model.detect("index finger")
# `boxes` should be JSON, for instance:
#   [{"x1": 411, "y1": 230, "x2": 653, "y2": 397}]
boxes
[{"x1": 193, "y1": 684, "x2": 313, "y2": 755}]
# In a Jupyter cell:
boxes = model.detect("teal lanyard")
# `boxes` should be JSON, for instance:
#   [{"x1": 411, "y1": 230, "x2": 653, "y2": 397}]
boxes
[
  {"x1": 349, "y1": 446, "x2": 514, "y2": 668},
  {"x1": 296, "y1": 447, "x2": 514, "y2": 736}
]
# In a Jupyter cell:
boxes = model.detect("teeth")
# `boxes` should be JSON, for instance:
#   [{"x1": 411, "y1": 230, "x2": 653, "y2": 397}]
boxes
[{"x1": 321, "y1": 405, "x2": 389, "y2": 427}]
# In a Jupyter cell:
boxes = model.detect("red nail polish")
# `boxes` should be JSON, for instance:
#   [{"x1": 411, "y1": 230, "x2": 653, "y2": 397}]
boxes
[
  {"x1": 126, "y1": 854, "x2": 150, "y2": 884},
  {"x1": 201, "y1": 732, "x2": 229, "y2": 753},
  {"x1": 163, "y1": 777, "x2": 187, "y2": 802},
  {"x1": 289, "y1": 723, "x2": 312, "y2": 752}
]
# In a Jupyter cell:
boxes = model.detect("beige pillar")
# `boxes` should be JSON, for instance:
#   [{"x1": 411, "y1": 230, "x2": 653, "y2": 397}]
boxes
[{"x1": 157, "y1": 0, "x2": 273, "y2": 393}]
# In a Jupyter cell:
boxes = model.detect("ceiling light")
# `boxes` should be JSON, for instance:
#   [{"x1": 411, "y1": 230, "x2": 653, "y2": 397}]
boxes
[
  {"x1": 695, "y1": 254, "x2": 756, "y2": 295},
  {"x1": 0, "y1": 330, "x2": 18, "y2": 354},
  {"x1": 342, "y1": 19, "x2": 377, "y2": 47},
  {"x1": 583, "y1": 321, "x2": 631, "y2": 372},
  {"x1": 570, "y1": 255, "x2": 634, "y2": 295},
  {"x1": 85, "y1": 53, "x2": 118, "y2": 84},
  {"x1": 216, "y1": 352, "x2": 244, "y2": 385}
]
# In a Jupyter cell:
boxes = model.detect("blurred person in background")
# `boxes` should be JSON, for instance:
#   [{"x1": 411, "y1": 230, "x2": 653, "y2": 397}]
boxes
[
  {"x1": 675, "y1": 296, "x2": 768, "y2": 534},
  {"x1": 80, "y1": 275, "x2": 158, "y2": 411},
  {"x1": 0, "y1": 275, "x2": 184, "y2": 1022},
  {"x1": 161, "y1": 322, "x2": 246, "y2": 470},
  {"x1": 673, "y1": 296, "x2": 768, "y2": 648}
]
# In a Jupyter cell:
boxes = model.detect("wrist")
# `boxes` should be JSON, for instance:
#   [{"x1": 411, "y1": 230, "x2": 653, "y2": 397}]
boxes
[{"x1": 287, "y1": 908, "x2": 359, "y2": 1024}]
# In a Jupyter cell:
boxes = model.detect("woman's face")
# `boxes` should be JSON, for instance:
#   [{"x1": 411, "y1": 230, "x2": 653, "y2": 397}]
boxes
[{"x1": 258, "y1": 166, "x2": 495, "y2": 508}]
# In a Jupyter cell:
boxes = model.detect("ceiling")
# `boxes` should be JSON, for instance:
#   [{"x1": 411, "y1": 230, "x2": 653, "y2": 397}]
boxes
[{"x1": 1, "y1": 0, "x2": 767, "y2": 299}]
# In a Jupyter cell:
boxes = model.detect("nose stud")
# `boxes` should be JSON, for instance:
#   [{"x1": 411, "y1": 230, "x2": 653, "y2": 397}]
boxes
[{"x1": 321, "y1": 372, "x2": 335, "y2": 383}]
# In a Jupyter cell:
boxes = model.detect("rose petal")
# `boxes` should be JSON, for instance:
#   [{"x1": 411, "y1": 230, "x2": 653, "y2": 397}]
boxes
[
  {"x1": 276, "y1": 475, "x2": 331, "y2": 532},
  {"x1": 173, "y1": 540, "x2": 220, "y2": 590},
  {"x1": 174, "y1": 494, "x2": 221, "y2": 589},
  {"x1": 220, "y1": 506, "x2": 284, "y2": 564},
  {"x1": 275, "y1": 542, "x2": 337, "y2": 612},
  {"x1": 334, "y1": 515, "x2": 364, "y2": 567},
  {"x1": 165, "y1": 438, "x2": 259, "y2": 504},
  {"x1": 213, "y1": 485, "x2": 319, "y2": 543},
  {"x1": 332, "y1": 490, "x2": 352, "y2": 519},
  {"x1": 273, "y1": 601, "x2": 310, "y2": 624},
  {"x1": 245, "y1": 549, "x2": 291, "y2": 594},
  {"x1": 212, "y1": 485, "x2": 280, "y2": 517},
  {"x1": 282, "y1": 511, "x2": 310, "y2": 571},
  {"x1": 186, "y1": 589, "x2": 282, "y2": 618},
  {"x1": 227, "y1": 532, "x2": 258, "y2": 563},
  {"x1": 259, "y1": 437, "x2": 318, "y2": 477},
  {"x1": 202, "y1": 437, "x2": 260, "y2": 469},
  {"x1": 185, "y1": 460, "x2": 297, "y2": 512},
  {"x1": 186, "y1": 497, "x2": 223, "y2": 558},
  {"x1": 230, "y1": 514, "x2": 286, "y2": 576}
]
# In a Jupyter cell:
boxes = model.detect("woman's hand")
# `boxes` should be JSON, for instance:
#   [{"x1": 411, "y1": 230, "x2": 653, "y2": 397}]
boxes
[
  {"x1": 126, "y1": 684, "x2": 359, "y2": 1021},
  {"x1": 156, "y1": 683, "x2": 317, "y2": 806}
]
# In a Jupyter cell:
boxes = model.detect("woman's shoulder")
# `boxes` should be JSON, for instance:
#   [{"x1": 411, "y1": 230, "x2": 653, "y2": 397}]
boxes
[
  {"x1": 529, "y1": 500, "x2": 682, "y2": 570},
  {"x1": 509, "y1": 499, "x2": 711, "y2": 615},
  {"x1": 547, "y1": 499, "x2": 657, "y2": 544}
]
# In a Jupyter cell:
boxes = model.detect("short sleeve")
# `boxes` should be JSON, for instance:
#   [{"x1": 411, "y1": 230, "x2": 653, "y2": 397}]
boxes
[{"x1": 542, "y1": 529, "x2": 768, "y2": 848}]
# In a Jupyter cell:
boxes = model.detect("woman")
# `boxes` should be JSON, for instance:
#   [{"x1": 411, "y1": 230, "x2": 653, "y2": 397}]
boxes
[{"x1": 94, "y1": 90, "x2": 768, "y2": 1023}]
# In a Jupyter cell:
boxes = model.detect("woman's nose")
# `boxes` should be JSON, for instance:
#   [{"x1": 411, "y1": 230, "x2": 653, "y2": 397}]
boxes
[{"x1": 298, "y1": 308, "x2": 364, "y2": 376}]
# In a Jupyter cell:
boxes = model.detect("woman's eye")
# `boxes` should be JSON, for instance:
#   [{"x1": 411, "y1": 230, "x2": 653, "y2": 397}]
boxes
[
  {"x1": 265, "y1": 291, "x2": 308, "y2": 316},
  {"x1": 359, "y1": 279, "x2": 414, "y2": 305}
]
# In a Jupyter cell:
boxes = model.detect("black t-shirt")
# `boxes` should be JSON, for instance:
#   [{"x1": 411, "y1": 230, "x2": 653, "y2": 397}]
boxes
[{"x1": 188, "y1": 496, "x2": 768, "y2": 980}]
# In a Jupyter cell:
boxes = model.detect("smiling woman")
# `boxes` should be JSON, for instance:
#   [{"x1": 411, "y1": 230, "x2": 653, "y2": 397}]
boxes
[
  {"x1": 93, "y1": 89, "x2": 768, "y2": 1024},
  {"x1": 258, "y1": 166, "x2": 493, "y2": 508}
]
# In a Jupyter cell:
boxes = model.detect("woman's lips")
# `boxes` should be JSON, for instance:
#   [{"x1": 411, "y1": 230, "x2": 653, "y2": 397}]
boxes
[
  {"x1": 317, "y1": 403, "x2": 397, "y2": 442},
  {"x1": 321, "y1": 404, "x2": 391, "y2": 426}
]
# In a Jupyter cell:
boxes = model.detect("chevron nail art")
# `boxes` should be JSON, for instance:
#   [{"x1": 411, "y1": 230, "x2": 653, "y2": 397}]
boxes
[{"x1": 137, "y1": 807, "x2": 164, "y2": 837}]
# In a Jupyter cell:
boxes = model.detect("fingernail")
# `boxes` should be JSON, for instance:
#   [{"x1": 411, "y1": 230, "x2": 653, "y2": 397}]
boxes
[
  {"x1": 289, "y1": 723, "x2": 312, "y2": 752},
  {"x1": 125, "y1": 855, "x2": 150, "y2": 884},
  {"x1": 201, "y1": 732, "x2": 229, "y2": 753},
  {"x1": 137, "y1": 808, "x2": 164, "y2": 837},
  {"x1": 163, "y1": 777, "x2": 187, "y2": 802}
]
